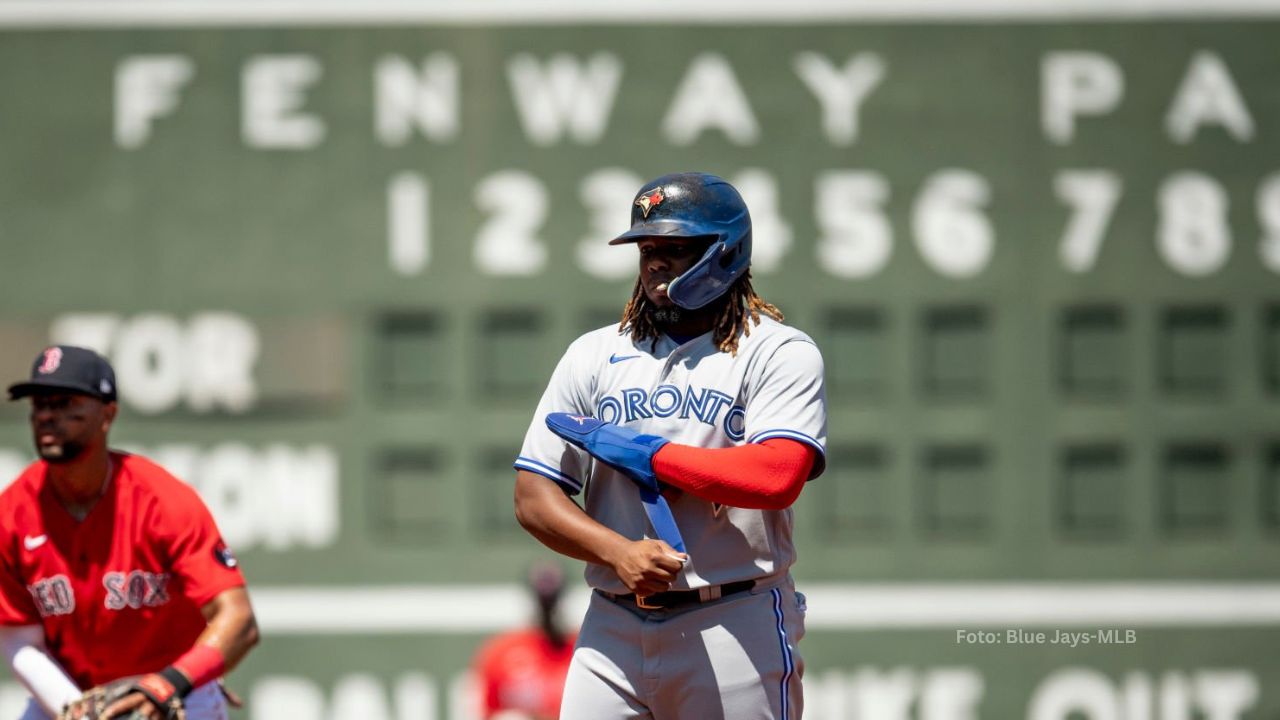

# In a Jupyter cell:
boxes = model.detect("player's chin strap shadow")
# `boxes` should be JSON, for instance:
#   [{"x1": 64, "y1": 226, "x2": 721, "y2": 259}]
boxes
[{"x1": 544, "y1": 413, "x2": 686, "y2": 554}]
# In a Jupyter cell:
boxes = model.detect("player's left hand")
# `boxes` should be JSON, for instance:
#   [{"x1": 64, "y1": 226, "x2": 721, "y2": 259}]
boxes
[
  {"x1": 100, "y1": 689, "x2": 169, "y2": 720},
  {"x1": 611, "y1": 538, "x2": 687, "y2": 595},
  {"x1": 58, "y1": 685, "x2": 131, "y2": 720},
  {"x1": 59, "y1": 674, "x2": 186, "y2": 720},
  {"x1": 545, "y1": 413, "x2": 669, "y2": 492}
]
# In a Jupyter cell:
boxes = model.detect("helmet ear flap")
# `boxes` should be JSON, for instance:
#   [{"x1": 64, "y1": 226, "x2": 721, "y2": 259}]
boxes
[{"x1": 718, "y1": 244, "x2": 741, "y2": 270}]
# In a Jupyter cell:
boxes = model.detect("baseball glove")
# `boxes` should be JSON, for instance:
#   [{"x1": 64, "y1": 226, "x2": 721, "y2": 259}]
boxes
[{"x1": 58, "y1": 675, "x2": 186, "y2": 720}]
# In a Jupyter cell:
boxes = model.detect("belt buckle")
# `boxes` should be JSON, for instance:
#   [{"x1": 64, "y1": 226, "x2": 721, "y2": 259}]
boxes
[{"x1": 635, "y1": 594, "x2": 661, "y2": 610}]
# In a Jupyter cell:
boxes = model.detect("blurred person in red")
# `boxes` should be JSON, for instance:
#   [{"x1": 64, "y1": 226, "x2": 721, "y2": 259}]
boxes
[{"x1": 471, "y1": 561, "x2": 577, "y2": 720}]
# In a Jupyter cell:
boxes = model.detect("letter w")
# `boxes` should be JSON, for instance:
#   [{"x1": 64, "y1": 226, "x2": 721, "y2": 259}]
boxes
[{"x1": 507, "y1": 53, "x2": 622, "y2": 145}]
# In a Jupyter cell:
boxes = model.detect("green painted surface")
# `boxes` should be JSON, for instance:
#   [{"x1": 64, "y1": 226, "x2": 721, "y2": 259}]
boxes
[{"x1": 0, "y1": 17, "x2": 1277, "y2": 718}]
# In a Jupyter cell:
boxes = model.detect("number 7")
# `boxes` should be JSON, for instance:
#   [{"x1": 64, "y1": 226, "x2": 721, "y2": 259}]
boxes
[{"x1": 1056, "y1": 170, "x2": 1122, "y2": 273}]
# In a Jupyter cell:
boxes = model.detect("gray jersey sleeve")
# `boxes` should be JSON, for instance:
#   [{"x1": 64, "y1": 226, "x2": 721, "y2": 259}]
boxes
[
  {"x1": 743, "y1": 338, "x2": 828, "y2": 478},
  {"x1": 514, "y1": 338, "x2": 596, "y2": 495}
]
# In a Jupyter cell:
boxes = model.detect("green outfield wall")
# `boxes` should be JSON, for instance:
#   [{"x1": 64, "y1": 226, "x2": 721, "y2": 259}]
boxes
[{"x1": 0, "y1": 6, "x2": 1277, "y2": 718}]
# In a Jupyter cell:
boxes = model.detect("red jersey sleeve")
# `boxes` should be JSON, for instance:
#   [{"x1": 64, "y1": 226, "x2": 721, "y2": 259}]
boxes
[
  {"x1": 0, "y1": 476, "x2": 42, "y2": 626},
  {"x1": 472, "y1": 634, "x2": 504, "y2": 716},
  {"x1": 0, "y1": 551, "x2": 40, "y2": 625},
  {"x1": 161, "y1": 486, "x2": 246, "y2": 608}
]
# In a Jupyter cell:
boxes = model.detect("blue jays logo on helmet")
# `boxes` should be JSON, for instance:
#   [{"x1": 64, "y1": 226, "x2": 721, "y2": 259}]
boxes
[{"x1": 609, "y1": 172, "x2": 752, "y2": 310}]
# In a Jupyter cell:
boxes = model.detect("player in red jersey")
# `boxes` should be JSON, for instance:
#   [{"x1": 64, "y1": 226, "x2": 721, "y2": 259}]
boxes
[
  {"x1": 471, "y1": 562, "x2": 576, "y2": 720},
  {"x1": 0, "y1": 346, "x2": 260, "y2": 720}
]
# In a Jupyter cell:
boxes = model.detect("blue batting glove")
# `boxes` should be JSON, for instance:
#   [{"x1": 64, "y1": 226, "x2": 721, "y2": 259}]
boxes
[{"x1": 545, "y1": 413, "x2": 669, "y2": 494}]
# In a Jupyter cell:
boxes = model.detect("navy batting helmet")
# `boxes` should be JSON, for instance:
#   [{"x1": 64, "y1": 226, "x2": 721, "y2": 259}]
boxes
[{"x1": 610, "y1": 172, "x2": 751, "y2": 310}]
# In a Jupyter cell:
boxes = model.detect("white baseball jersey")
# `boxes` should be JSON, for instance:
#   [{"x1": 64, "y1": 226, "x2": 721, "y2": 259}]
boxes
[{"x1": 516, "y1": 316, "x2": 827, "y2": 595}]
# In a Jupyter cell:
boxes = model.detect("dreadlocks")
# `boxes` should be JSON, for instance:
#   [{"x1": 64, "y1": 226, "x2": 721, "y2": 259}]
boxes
[{"x1": 619, "y1": 271, "x2": 783, "y2": 355}]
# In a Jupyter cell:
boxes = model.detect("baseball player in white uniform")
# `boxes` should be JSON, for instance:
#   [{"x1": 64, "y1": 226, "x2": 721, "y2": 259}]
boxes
[{"x1": 514, "y1": 172, "x2": 827, "y2": 719}]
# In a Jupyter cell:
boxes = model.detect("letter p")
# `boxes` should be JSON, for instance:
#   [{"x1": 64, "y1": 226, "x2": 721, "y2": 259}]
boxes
[{"x1": 1041, "y1": 51, "x2": 1123, "y2": 144}]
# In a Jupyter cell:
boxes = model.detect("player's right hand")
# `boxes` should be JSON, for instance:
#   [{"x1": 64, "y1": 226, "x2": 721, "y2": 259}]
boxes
[{"x1": 611, "y1": 539, "x2": 688, "y2": 595}]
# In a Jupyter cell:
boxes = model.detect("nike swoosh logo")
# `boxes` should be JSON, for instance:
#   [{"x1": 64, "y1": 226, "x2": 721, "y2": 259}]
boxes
[
  {"x1": 24, "y1": 535, "x2": 47, "y2": 551},
  {"x1": 609, "y1": 353, "x2": 640, "y2": 364}
]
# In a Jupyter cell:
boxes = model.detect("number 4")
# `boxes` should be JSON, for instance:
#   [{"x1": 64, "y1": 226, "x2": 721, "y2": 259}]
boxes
[{"x1": 1055, "y1": 170, "x2": 1122, "y2": 273}]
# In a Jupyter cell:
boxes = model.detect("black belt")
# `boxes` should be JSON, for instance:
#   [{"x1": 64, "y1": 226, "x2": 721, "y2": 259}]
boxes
[{"x1": 597, "y1": 580, "x2": 755, "y2": 611}]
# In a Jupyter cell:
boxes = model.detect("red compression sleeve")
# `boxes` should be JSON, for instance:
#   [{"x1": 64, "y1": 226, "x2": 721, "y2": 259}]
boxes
[
  {"x1": 652, "y1": 438, "x2": 816, "y2": 511},
  {"x1": 171, "y1": 644, "x2": 226, "y2": 690}
]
